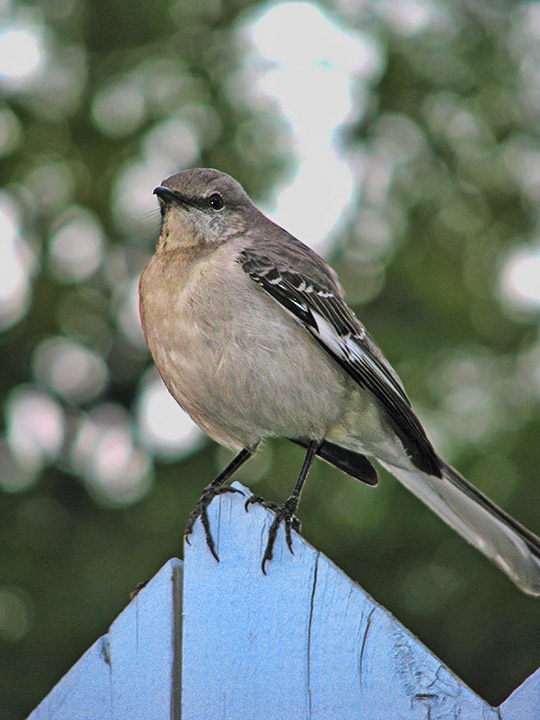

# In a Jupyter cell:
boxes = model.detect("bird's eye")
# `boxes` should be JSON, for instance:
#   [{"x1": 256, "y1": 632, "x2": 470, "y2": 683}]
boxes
[{"x1": 208, "y1": 192, "x2": 224, "y2": 211}]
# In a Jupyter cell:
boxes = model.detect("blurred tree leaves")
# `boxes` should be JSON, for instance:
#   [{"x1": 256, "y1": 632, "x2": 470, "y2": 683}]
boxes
[{"x1": 1, "y1": 1, "x2": 540, "y2": 717}]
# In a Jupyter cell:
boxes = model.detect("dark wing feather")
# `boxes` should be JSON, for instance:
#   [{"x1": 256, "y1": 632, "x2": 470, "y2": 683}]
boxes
[{"x1": 239, "y1": 249, "x2": 441, "y2": 478}]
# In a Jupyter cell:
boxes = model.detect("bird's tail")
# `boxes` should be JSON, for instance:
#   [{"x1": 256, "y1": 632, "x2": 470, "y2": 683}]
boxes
[{"x1": 378, "y1": 458, "x2": 540, "y2": 596}]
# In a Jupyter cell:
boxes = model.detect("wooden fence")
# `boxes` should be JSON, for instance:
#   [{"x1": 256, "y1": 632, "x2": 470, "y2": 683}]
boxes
[{"x1": 26, "y1": 481, "x2": 540, "y2": 719}]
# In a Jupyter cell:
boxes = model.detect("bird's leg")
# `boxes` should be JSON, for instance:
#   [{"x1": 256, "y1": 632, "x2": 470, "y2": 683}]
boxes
[
  {"x1": 185, "y1": 447, "x2": 253, "y2": 561},
  {"x1": 246, "y1": 440, "x2": 321, "y2": 573},
  {"x1": 135, "y1": 448, "x2": 250, "y2": 596}
]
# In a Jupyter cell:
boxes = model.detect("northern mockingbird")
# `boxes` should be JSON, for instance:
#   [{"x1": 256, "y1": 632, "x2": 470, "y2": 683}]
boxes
[{"x1": 139, "y1": 167, "x2": 540, "y2": 594}]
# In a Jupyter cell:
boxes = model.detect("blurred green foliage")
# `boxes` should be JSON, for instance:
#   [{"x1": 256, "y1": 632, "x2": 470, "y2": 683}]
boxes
[{"x1": 1, "y1": 1, "x2": 540, "y2": 717}]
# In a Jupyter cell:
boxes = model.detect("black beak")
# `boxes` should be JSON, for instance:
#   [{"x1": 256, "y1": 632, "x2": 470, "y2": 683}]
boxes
[{"x1": 154, "y1": 185, "x2": 182, "y2": 204}]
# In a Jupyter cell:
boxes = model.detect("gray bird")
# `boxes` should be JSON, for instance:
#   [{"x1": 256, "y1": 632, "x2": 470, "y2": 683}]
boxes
[{"x1": 139, "y1": 167, "x2": 540, "y2": 594}]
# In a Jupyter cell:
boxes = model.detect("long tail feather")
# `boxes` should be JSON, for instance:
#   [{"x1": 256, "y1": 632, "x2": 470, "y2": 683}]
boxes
[{"x1": 379, "y1": 458, "x2": 540, "y2": 596}]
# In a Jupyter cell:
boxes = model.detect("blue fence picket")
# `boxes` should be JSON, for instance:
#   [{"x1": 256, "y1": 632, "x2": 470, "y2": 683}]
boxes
[
  {"x1": 26, "y1": 558, "x2": 182, "y2": 720},
  {"x1": 26, "y1": 481, "x2": 539, "y2": 719}
]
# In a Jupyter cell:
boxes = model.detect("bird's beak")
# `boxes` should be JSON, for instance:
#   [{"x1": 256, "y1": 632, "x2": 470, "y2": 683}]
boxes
[{"x1": 154, "y1": 185, "x2": 180, "y2": 204}]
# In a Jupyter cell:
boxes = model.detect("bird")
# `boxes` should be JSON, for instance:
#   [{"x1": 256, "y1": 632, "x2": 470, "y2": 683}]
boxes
[{"x1": 139, "y1": 167, "x2": 540, "y2": 594}]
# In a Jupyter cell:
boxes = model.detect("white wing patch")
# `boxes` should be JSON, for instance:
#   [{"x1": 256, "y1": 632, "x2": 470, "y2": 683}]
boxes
[
  {"x1": 239, "y1": 247, "x2": 442, "y2": 477},
  {"x1": 290, "y1": 297, "x2": 309, "y2": 313},
  {"x1": 311, "y1": 310, "x2": 399, "y2": 398},
  {"x1": 311, "y1": 311, "x2": 349, "y2": 360},
  {"x1": 311, "y1": 310, "x2": 367, "y2": 363}
]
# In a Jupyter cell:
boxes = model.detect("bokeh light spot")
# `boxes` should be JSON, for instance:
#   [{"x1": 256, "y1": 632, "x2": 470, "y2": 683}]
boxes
[
  {"x1": 48, "y1": 207, "x2": 104, "y2": 283},
  {"x1": 0, "y1": 26, "x2": 42, "y2": 81},
  {"x1": 137, "y1": 368, "x2": 206, "y2": 459},
  {"x1": 6, "y1": 387, "x2": 64, "y2": 474},
  {"x1": 32, "y1": 336, "x2": 108, "y2": 404},
  {"x1": 241, "y1": 0, "x2": 382, "y2": 251},
  {"x1": 0, "y1": 587, "x2": 32, "y2": 642},
  {"x1": 112, "y1": 159, "x2": 166, "y2": 237},
  {"x1": 91, "y1": 80, "x2": 146, "y2": 138},
  {"x1": 500, "y1": 246, "x2": 540, "y2": 311},
  {"x1": 0, "y1": 107, "x2": 22, "y2": 155},
  {"x1": 115, "y1": 275, "x2": 148, "y2": 348},
  {"x1": 71, "y1": 403, "x2": 152, "y2": 506},
  {"x1": 0, "y1": 194, "x2": 33, "y2": 330}
]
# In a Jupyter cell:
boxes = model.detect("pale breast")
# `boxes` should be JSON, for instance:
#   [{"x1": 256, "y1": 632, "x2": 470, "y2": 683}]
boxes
[{"x1": 139, "y1": 244, "x2": 352, "y2": 450}]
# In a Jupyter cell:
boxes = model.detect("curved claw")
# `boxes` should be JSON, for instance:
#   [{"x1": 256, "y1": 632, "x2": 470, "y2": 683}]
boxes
[
  {"x1": 185, "y1": 485, "x2": 244, "y2": 562},
  {"x1": 284, "y1": 525, "x2": 295, "y2": 554},
  {"x1": 248, "y1": 495, "x2": 301, "y2": 573},
  {"x1": 223, "y1": 486, "x2": 245, "y2": 497},
  {"x1": 245, "y1": 494, "x2": 280, "y2": 513},
  {"x1": 244, "y1": 495, "x2": 258, "y2": 512}
]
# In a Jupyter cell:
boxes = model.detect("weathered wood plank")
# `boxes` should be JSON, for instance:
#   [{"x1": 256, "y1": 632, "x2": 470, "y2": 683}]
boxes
[
  {"x1": 26, "y1": 637, "x2": 111, "y2": 720},
  {"x1": 499, "y1": 667, "x2": 540, "y2": 720},
  {"x1": 181, "y1": 481, "x2": 502, "y2": 720},
  {"x1": 26, "y1": 558, "x2": 182, "y2": 720},
  {"x1": 25, "y1": 480, "x2": 540, "y2": 719}
]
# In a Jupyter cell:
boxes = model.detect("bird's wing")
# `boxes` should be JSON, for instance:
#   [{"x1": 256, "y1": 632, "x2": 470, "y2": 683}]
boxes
[{"x1": 239, "y1": 248, "x2": 441, "y2": 478}]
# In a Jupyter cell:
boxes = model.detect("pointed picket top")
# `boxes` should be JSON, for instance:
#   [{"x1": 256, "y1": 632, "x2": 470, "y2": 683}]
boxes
[
  {"x1": 499, "y1": 668, "x2": 540, "y2": 720},
  {"x1": 182, "y1": 481, "x2": 515, "y2": 719},
  {"x1": 26, "y1": 558, "x2": 183, "y2": 720},
  {"x1": 26, "y1": 480, "x2": 539, "y2": 719}
]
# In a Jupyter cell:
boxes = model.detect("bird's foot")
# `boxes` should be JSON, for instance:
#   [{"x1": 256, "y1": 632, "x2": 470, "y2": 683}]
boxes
[
  {"x1": 245, "y1": 494, "x2": 301, "y2": 573},
  {"x1": 185, "y1": 484, "x2": 244, "y2": 561}
]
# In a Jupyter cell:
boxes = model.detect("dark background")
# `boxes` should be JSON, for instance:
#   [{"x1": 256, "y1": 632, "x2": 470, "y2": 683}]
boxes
[{"x1": 1, "y1": 1, "x2": 540, "y2": 717}]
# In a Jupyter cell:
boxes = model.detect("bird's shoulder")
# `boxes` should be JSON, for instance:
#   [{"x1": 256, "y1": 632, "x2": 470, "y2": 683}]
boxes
[{"x1": 240, "y1": 225, "x2": 343, "y2": 296}]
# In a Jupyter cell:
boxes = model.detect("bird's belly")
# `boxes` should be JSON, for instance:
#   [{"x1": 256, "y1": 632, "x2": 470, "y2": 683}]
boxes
[{"x1": 143, "y1": 286, "x2": 351, "y2": 450}]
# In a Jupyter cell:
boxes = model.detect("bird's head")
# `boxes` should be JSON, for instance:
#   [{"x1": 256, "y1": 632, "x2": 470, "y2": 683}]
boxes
[{"x1": 154, "y1": 168, "x2": 257, "y2": 250}]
